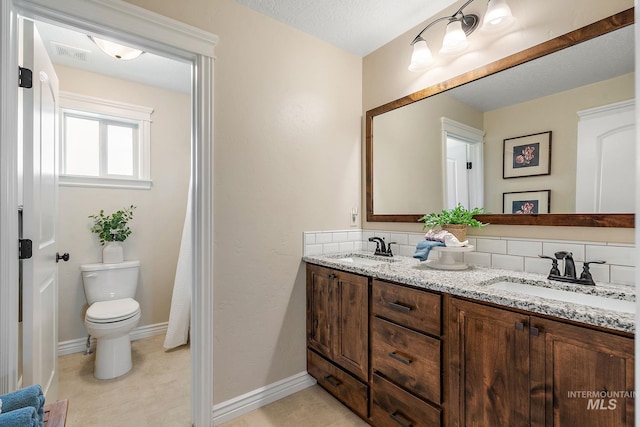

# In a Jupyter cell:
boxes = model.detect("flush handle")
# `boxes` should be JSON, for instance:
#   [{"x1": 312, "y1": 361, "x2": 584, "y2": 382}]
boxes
[
  {"x1": 388, "y1": 301, "x2": 413, "y2": 312},
  {"x1": 324, "y1": 375, "x2": 341, "y2": 388},
  {"x1": 390, "y1": 411, "x2": 414, "y2": 427},
  {"x1": 389, "y1": 351, "x2": 413, "y2": 365}
]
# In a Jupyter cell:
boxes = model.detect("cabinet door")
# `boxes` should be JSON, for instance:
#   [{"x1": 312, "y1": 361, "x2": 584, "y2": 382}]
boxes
[
  {"x1": 306, "y1": 265, "x2": 333, "y2": 359},
  {"x1": 333, "y1": 271, "x2": 369, "y2": 381},
  {"x1": 530, "y1": 317, "x2": 634, "y2": 427},
  {"x1": 449, "y1": 299, "x2": 530, "y2": 427}
]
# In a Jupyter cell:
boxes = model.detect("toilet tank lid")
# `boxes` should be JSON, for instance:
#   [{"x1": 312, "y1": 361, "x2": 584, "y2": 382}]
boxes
[{"x1": 81, "y1": 260, "x2": 140, "y2": 271}]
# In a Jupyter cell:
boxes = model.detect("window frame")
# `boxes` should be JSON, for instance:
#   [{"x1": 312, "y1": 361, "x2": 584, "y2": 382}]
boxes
[{"x1": 59, "y1": 91, "x2": 153, "y2": 189}]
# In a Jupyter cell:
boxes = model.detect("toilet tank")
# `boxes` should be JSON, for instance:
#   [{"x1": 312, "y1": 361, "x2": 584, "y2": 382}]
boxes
[{"x1": 80, "y1": 260, "x2": 140, "y2": 304}]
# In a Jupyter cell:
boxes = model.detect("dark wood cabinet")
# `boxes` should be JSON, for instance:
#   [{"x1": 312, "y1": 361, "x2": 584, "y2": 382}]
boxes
[
  {"x1": 448, "y1": 298, "x2": 531, "y2": 427},
  {"x1": 529, "y1": 317, "x2": 634, "y2": 427},
  {"x1": 306, "y1": 264, "x2": 369, "y2": 416},
  {"x1": 449, "y1": 297, "x2": 634, "y2": 427},
  {"x1": 306, "y1": 262, "x2": 634, "y2": 427},
  {"x1": 372, "y1": 374, "x2": 441, "y2": 427},
  {"x1": 371, "y1": 280, "x2": 443, "y2": 426}
]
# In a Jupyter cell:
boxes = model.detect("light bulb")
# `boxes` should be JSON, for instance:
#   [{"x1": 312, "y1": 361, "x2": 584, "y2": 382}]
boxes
[
  {"x1": 481, "y1": 0, "x2": 515, "y2": 33},
  {"x1": 440, "y1": 20, "x2": 468, "y2": 55},
  {"x1": 408, "y1": 39, "x2": 434, "y2": 72},
  {"x1": 91, "y1": 37, "x2": 143, "y2": 60}
]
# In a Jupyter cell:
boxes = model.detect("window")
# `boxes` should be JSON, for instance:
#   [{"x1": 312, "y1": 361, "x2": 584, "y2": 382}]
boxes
[{"x1": 59, "y1": 92, "x2": 153, "y2": 189}]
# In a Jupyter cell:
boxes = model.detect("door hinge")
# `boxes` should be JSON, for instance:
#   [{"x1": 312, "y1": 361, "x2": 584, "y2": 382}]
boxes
[
  {"x1": 19, "y1": 67, "x2": 33, "y2": 89},
  {"x1": 19, "y1": 239, "x2": 33, "y2": 260},
  {"x1": 466, "y1": 161, "x2": 473, "y2": 170}
]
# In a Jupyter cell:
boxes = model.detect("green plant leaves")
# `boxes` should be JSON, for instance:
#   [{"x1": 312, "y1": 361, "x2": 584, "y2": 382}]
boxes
[
  {"x1": 418, "y1": 204, "x2": 486, "y2": 230},
  {"x1": 89, "y1": 205, "x2": 136, "y2": 245}
]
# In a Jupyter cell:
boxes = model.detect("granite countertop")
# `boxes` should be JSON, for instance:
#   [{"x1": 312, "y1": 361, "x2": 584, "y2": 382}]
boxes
[{"x1": 303, "y1": 252, "x2": 635, "y2": 334}]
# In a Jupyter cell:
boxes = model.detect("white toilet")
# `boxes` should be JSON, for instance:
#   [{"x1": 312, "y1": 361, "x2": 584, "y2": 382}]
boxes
[{"x1": 80, "y1": 260, "x2": 141, "y2": 380}]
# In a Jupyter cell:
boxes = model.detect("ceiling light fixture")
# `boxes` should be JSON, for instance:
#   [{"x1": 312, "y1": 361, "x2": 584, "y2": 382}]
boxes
[
  {"x1": 90, "y1": 36, "x2": 144, "y2": 60},
  {"x1": 408, "y1": 0, "x2": 516, "y2": 72}
]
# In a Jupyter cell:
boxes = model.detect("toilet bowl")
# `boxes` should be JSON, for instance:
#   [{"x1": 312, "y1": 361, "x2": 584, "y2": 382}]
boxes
[{"x1": 81, "y1": 260, "x2": 141, "y2": 379}]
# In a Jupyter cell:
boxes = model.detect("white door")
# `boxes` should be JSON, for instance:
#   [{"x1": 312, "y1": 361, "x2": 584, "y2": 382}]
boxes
[
  {"x1": 20, "y1": 18, "x2": 60, "y2": 400},
  {"x1": 575, "y1": 100, "x2": 635, "y2": 213},
  {"x1": 446, "y1": 138, "x2": 470, "y2": 209},
  {"x1": 441, "y1": 118, "x2": 484, "y2": 211}
]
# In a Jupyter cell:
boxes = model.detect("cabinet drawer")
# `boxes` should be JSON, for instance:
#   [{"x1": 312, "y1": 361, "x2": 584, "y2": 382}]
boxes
[
  {"x1": 372, "y1": 374, "x2": 441, "y2": 427},
  {"x1": 307, "y1": 349, "x2": 368, "y2": 419},
  {"x1": 372, "y1": 279, "x2": 441, "y2": 336},
  {"x1": 372, "y1": 317, "x2": 441, "y2": 404}
]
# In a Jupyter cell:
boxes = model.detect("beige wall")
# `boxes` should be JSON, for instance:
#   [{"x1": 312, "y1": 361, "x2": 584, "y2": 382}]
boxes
[
  {"x1": 125, "y1": 0, "x2": 362, "y2": 403},
  {"x1": 56, "y1": 65, "x2": 190, "y2": 342},
  {"x1": 374, "y1": 93, "x2": 483, "y2": 214},
  {"x1": 120, "y1": 0, "x2": 634, "y2": 407},
  {"x1": 484, "y1": 74, "x2": 634, "y2": 214},
  {"x1": 363, "y1": 0, "x2": 634, "y2": 242}
]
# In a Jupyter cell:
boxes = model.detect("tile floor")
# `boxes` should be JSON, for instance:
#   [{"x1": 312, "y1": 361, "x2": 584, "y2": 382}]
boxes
[
  {"x1": 58, "y1": 335, "x2": 368, "y2": 426},
  {"x1": 58, "y1": 335, "x2": 191, "y2": 426},
  {"x1": 218, "y1": 385, "x2": 368, "y2": 427}
]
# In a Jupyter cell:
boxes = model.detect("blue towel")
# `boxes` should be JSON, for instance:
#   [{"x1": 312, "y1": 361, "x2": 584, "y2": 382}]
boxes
[
  {"x1": 0, "y1": 385, "x2": 44, "y2": 427},
  {"x1": 413, "y1": 240, "x2": 445, "y2": 261},
  {"x1": 0, "y1": 405, "x2": 38, "y2": 427}
]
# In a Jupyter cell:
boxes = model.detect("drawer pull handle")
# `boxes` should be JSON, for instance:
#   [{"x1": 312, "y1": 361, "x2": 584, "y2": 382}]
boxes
[
  {"x1": 324, "y1": 375, "x2": 341, "y2": 388},
  {"x1": 389, "y1": 351, "x2": 412, "y2": 365},
  {"x1": 390, "y1": 411, "x2": 414, "y2": 427},
  {"x1": 388, "y1": 301, "x2": 412, "y2": 312}
]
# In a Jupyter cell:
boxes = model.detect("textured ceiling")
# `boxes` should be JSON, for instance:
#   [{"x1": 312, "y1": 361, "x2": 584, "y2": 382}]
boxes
[{"x1": 232, "y1": 0, "x2": 459, "y2": 56}]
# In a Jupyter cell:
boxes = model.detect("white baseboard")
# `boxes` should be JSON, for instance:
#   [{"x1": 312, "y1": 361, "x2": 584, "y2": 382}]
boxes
[
  {"x1": 57, "y1": 322, "x2": 169, "y2": 356},
  {"x1": 212, "y1": 371, "x2": 316, "y2": 425}
]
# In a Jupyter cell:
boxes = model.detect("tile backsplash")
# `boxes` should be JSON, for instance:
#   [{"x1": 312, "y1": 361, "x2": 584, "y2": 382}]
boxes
[{"x1": 303, "y1": 229, "x2": 635, "y2": 286}]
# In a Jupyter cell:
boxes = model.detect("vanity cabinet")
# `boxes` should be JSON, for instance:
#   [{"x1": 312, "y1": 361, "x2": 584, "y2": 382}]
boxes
[
  {"x1": 370, "y1": 279, "x2": 443, "y2": 426},
  {"x1": 449, "y1": 298, "x2": 634, "y2": 427},
  {"x1": 306, "y1": 264, "x2": 369, "y2": 418}
]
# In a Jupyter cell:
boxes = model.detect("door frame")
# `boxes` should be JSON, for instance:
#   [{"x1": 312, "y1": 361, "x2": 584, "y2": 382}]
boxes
[
  {"x1": 441, "y1": 117, "x2": 484, "y2": 210},
  {"x1": 0, "y1": 1, "x2": 216, "y2": 425}
]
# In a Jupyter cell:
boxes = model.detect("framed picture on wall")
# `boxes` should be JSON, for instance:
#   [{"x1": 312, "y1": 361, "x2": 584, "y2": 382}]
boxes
[
  {"x1": 503, "y1": 190, "x2": 551, "y2": 214},
  {"x1": 503, "y1": 131, "x2": 552, "y2": 178}
]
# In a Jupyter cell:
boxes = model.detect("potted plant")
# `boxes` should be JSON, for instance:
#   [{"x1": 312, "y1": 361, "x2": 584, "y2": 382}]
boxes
[
  {"x1": 89, "y1": 205, "x2": 136, "y2": 263},
  {"x1": 418, "y1": 204, "x2": 486, "y2": 242}
]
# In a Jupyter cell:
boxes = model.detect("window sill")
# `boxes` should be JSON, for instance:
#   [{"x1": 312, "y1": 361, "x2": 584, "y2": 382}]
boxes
[{"x1": 59, "y1": 175, "x2": 152, "y2": 190}]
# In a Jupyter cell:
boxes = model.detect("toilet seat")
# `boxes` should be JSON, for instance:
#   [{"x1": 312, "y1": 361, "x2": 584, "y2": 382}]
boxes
[{"x1": 86, "y1": 298, "x2": 140, "y2": 323}]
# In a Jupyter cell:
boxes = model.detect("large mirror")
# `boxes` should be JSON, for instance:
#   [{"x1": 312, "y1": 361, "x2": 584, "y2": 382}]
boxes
[{"x1": 366, "y1": 9, "x2": 634, "y2": 227}]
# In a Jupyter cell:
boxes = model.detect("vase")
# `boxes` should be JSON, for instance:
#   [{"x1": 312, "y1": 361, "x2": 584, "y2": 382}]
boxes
[
  {"x1": 103, "y1": 241, "x2": 124, "y2": 264},
  {"x1": 442, "y1": 224, "x2": 467, "y2": 242}
]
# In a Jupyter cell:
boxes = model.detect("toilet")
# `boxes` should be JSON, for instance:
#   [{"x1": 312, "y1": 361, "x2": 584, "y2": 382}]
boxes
[{"x1": 80, "y1": 260, "x2": 141, "y2": 380}]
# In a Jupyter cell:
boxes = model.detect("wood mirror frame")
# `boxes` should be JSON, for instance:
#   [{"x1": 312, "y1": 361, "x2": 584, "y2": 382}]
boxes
[{"x1": 366, "y1": 8, "x2": 634, "y2": 228}]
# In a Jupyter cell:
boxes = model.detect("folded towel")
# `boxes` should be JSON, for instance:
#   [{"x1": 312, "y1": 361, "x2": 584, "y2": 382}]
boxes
[
  {"x1": 444, "y1": 233, "x2": 468, "y2": 247},
  {"x1": 0, "y1": 385, "x2": 44, "y2": 426},
  {"x1": 413, "y1": 240, "x2": 445, "y2": 261},
  {"x1": 424, "y1": 229, "x2": 448, "y2": 242},
  {"x1": 0, "y1": 406, "x2": 38, "y2": 427}
]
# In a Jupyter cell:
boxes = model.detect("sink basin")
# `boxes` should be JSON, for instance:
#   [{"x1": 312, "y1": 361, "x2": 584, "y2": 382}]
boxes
[
  {"x1": 331, "y1": 254, "x2": 393, "y2": 267},
  {"x1": 488, "y1": 281, "x2": 635, "y2": 314}
]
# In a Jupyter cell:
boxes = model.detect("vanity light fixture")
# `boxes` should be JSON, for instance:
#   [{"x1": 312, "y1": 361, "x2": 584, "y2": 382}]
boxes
[
  {"x1": 408, "y1": 0, "x2": 516, "y2": 72},
  {"x1": 90, "y1": 36, "x2": 144, "y2": 60}
]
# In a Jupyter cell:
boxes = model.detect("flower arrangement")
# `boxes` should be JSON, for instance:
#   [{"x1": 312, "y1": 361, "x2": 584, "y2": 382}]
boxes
[
  {"x1": 89, "y1": 205, "x2": 136, "y2": 245},
  {"x1": 418, "y1": 204, "x2": 486, "y2": 230}
]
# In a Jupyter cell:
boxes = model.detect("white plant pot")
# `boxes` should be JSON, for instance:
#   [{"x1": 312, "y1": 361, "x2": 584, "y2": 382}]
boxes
[{"x1": 103, "y1": 241, "x2": 124, "y2": 264}]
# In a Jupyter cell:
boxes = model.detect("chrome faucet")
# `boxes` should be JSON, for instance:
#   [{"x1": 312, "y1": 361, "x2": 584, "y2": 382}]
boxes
[{"x1": 368, "y1": 237, "x2": 394, "y2": 257}]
